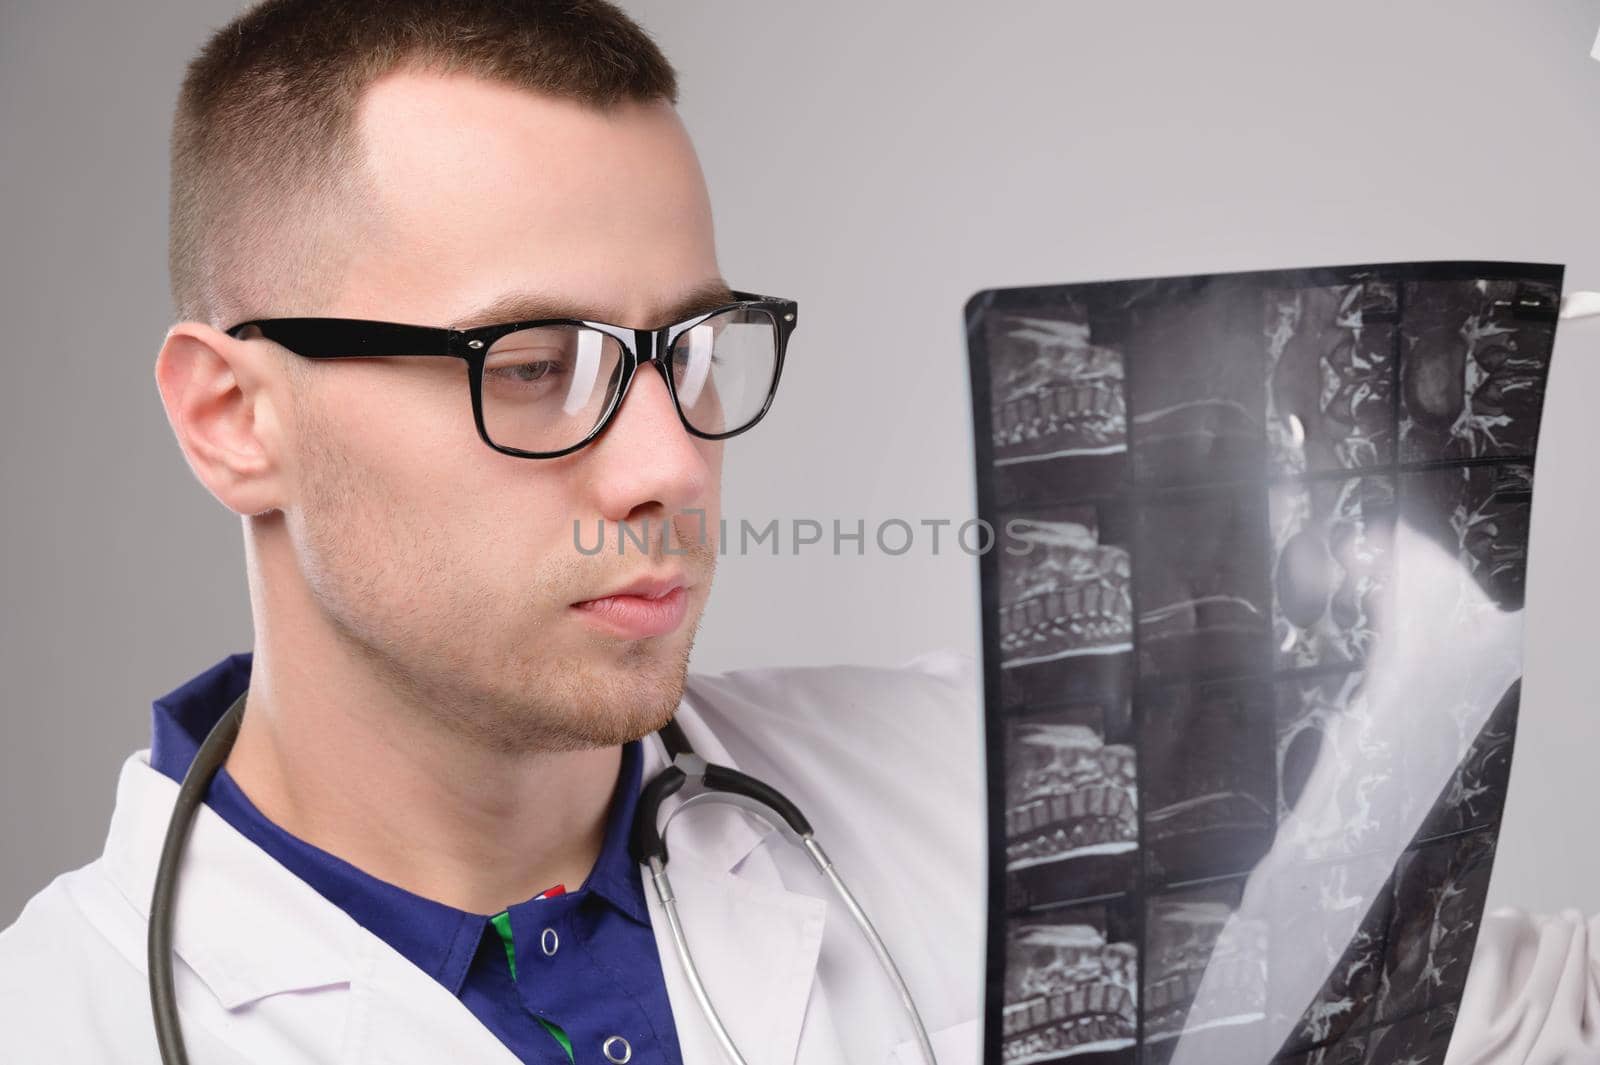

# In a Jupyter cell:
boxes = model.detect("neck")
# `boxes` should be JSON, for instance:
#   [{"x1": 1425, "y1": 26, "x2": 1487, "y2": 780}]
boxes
[{"x1": 228, "y1": 533, "x2": 624, "y2": 917}]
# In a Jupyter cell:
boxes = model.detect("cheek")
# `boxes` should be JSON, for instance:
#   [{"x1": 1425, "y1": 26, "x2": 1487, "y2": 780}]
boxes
[
  {"x1": 451, "y1": 463, "x2": 606, "y2": 604},
  {"x1": 347, "y1": 357, "x2": 482, "y2": 448},
  {"x1": 693, "y1": 442, "x2": 724, "y2": 546},
  {"x1": 699, "y1": 438, "x2": 724, "y2": 497},
  {"x1": 320, "y1": 363, "x2": 507, "y2": 509},
  {"x1": 292, "y1": 376, "x2": 485, "y2": 588}
]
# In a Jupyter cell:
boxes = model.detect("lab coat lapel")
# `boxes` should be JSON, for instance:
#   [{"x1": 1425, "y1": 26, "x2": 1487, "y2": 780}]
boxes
[
  {"x1": 101, "y1": 751, "x2": 359, "y2": 1009},
  {"x1": 103, "y1": 751, "x2": 520, "y2": 1064},
  {"x1": 346, "y1": 940, "x2": 524, "y2": 1065},
  {"x1": 640, "y1": 698, "x2": 830, "y2": 1065}
]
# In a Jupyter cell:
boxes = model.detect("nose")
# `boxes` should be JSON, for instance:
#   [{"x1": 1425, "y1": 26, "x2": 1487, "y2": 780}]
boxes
[{"x1": 585, "y1": 357, "x2": 713, "y2": 527}]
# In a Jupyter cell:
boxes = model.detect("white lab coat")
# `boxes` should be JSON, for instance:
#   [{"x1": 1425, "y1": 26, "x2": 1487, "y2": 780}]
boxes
[
  {"x1": 1444, "y1": 908, "x2": 1600, "y2": 1065},
  {"x1": 0, "y1": 649, "x2": 986, "y2": 1065}
]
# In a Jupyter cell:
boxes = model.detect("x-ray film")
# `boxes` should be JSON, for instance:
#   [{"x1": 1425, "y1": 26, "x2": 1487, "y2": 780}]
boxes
[{"x1": 963, "y1": 260, "x2": 1564, "y2": 1065}]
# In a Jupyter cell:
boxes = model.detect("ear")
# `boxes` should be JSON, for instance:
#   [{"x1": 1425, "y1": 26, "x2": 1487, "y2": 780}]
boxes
[{"x1": 153, "y1": 321, "x2": 295, "y2": 517}]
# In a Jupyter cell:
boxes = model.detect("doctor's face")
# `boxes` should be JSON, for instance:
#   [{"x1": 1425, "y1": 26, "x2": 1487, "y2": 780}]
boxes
[{"x1": 279, "y1": 71, "x2": 723, "y2": 752}]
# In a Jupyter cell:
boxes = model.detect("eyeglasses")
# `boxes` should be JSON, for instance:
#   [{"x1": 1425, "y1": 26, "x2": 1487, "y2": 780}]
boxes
[{"x1": 225, "y1": 289, "x2": 797, "y2": 459}]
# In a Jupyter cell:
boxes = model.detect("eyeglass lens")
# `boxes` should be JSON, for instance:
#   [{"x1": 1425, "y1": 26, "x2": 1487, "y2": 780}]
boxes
[{"x1": 480, "y1": 306, "x2": 780, "y2": 453}]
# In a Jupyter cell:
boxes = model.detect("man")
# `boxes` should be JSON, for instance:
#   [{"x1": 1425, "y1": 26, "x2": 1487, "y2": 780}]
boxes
[{"x1": 0, "y1": 1, "x2": 984, "y2": 1062}]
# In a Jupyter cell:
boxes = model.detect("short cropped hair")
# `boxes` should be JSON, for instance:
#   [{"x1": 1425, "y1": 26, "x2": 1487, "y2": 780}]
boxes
[{"x1": 169, "y1": 0, "x2": 678, "y2": 328}]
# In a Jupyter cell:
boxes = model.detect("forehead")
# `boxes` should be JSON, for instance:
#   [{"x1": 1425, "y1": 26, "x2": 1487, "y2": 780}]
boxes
[{"x1": 342, "y1": 67, "x2": 719, "y2": 328}]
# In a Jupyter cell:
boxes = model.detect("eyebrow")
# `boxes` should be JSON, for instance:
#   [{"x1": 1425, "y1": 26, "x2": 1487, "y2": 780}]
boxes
[{"x1": 447, "y1": 277, "x2": 737, "y2": 331}]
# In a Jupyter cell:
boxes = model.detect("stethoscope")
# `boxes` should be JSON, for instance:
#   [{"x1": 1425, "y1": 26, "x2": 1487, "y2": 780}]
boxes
[{"x1": 148, "y1": 690, "x2": 940, "y2": 1065}]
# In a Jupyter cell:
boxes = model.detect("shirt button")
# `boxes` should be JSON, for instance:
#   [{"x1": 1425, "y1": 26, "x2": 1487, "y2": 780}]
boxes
[
  {"x1": 540, "y1": 927, "x2": 559, "y2": 956},
  {"x1": 602, "y1": 1035, "x2": 632, "y2": 1063}
]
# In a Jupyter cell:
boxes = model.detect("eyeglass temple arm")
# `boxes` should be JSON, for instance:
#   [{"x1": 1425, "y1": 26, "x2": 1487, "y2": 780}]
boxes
[{"x1": 226, "y1": 319, "x2": 457, "y2": 358}]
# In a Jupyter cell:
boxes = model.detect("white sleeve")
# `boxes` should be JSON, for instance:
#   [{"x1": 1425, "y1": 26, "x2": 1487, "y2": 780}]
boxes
[{"x1": 1445, "y1": 907, "x2": 1600, "y2": 1065}]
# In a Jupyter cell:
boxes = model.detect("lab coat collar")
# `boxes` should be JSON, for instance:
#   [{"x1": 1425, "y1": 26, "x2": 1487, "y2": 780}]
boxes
[
  {"x1": 100, "y1": 682, "x2": 822, "y2": 1064},
  {"x1": 101, "y1": 746, "x2": 360, "y2": 1009}
]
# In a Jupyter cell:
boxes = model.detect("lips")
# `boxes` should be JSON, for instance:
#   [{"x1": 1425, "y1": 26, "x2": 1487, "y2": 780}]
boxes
[
  {"x1": 585, "y1": 572, "x2": 684, "y2": 601},
  {"x1": 570, "y1": 575, "x2": 689, "y2": 639}
]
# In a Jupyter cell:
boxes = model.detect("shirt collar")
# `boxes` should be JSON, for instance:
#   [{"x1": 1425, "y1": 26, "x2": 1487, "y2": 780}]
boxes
[
  {"x1": 148, "y1": 652, "x2": 651, "y2": 992},
  {"x1": 581, "y1": 733, "x2": 648, "y2": 923}
]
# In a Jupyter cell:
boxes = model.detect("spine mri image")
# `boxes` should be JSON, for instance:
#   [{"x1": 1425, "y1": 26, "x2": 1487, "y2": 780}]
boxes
[{"x1": 964, "y1": 261, "x2": 1563, "y2": 1065}]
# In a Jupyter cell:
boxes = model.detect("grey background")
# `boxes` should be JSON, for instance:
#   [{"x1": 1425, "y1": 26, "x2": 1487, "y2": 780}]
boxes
[{"x1": 3, "y1": 0, "x2": 1597, "y2": 930}]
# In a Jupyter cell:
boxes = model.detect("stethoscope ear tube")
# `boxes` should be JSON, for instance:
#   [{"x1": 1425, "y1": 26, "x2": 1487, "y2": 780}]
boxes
[
  {"x1": 636, "y1": 718, "x2": 815, "y2": 842},
  {"x1": 148, "y1": 689, "x2": 248, "y2": 1065},
  {"x1": 629, "y1": 763, "x2": 688, "y2": 865},
  {"x1": 702, "y1": 763, "x2": 813, "y2": 837}
]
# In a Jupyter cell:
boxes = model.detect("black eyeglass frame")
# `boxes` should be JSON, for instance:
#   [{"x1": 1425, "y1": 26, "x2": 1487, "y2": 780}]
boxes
[{"x1": 224, "y1": 289, "x2": 797, "y2": 459}]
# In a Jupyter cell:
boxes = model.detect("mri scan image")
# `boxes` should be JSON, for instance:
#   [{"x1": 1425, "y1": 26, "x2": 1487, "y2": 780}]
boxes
[
  {"x1": 966, "y1": 260, "x2": 1562, "y2": 1065},
  {"x1": 1003, "y1": 901, "x2": 1140, "y2": 1062}
]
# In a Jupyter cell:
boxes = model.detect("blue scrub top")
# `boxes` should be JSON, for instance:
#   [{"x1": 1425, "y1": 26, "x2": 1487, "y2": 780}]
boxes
[{"x1": 149, "y1": 652, "x2": 685, "y2": 1065}]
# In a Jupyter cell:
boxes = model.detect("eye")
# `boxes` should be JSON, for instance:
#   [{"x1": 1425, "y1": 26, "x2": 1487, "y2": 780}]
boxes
[
  {"x1": 484, "y1": 340, "x2": 577, "y2": 389},
  {"x1": 672, "y1": 345, "x2": 723, "y2": 367},
  {"x1": 490, "y1": 359, "x2": 565, "y2": 384}
]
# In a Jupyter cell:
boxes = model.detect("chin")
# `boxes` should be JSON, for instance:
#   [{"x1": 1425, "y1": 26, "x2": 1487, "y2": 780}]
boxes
[{"x1": 578, "y1": 628, "x2": 692, "y2": 682}]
